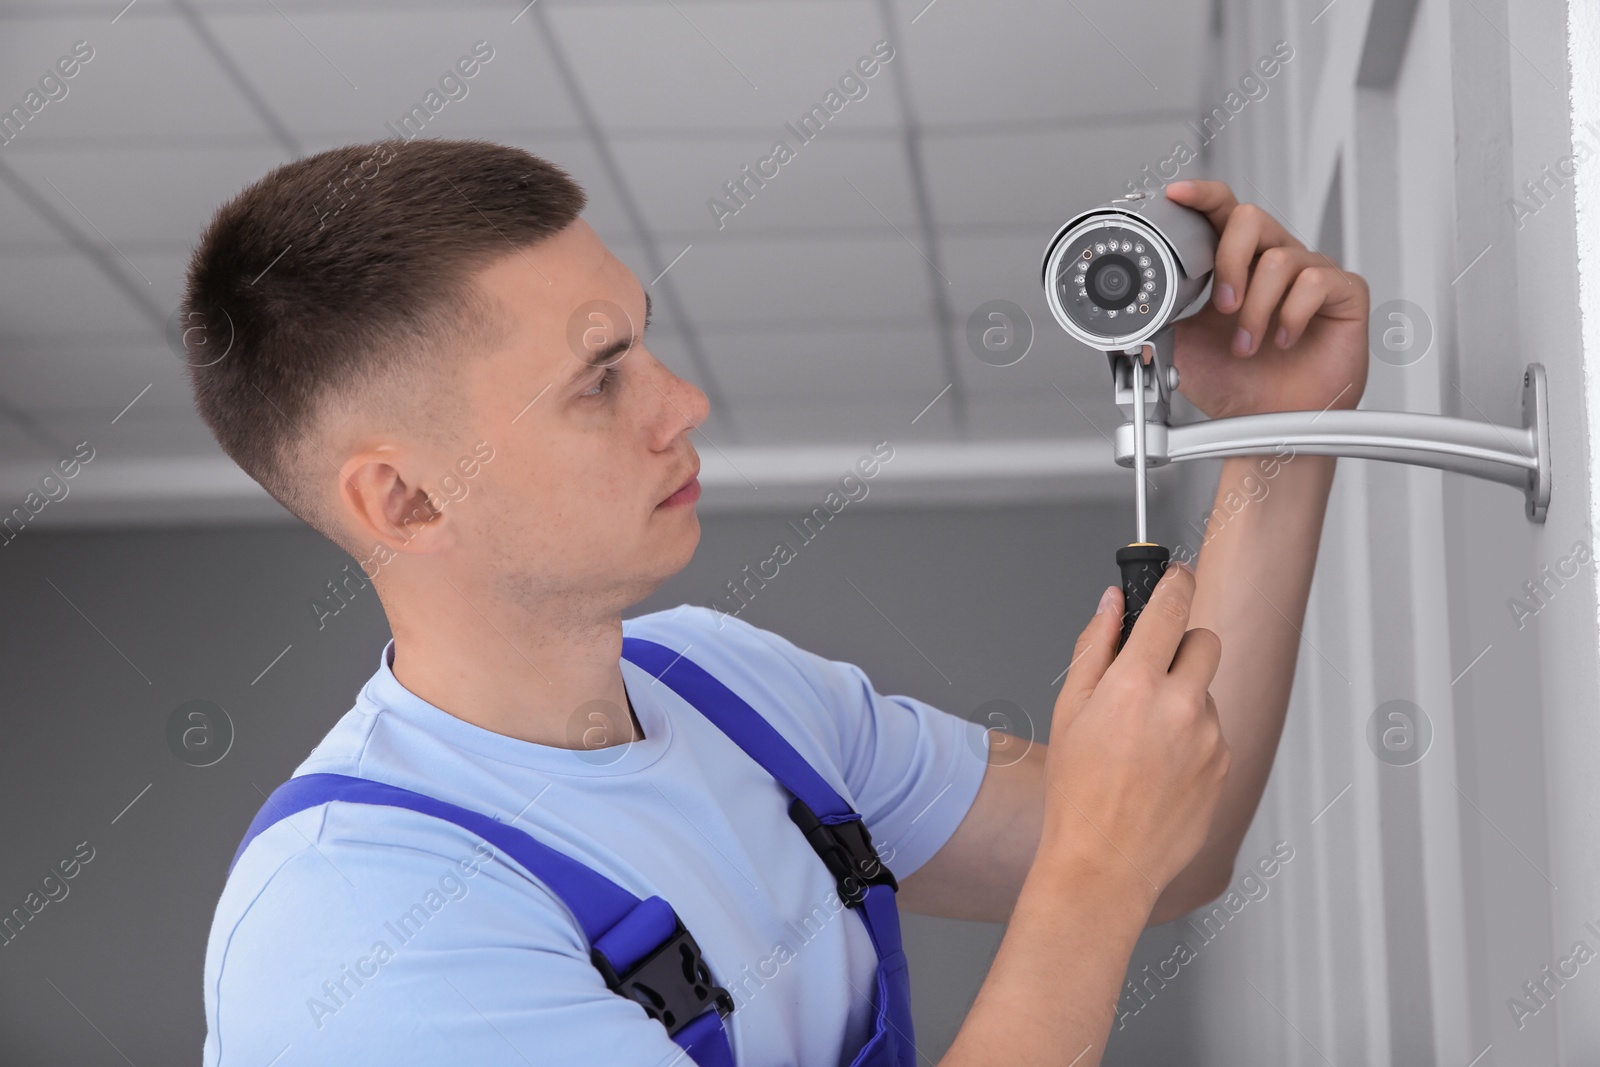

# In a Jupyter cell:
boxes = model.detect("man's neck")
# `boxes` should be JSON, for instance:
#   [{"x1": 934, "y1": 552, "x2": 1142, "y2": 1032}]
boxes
[{"x1": 385, "y1": 601, "x2": 643, "y2": 751}]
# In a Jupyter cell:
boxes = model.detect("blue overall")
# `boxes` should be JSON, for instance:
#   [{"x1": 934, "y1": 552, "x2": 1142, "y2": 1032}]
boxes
[{"x1": 229, "y1": 636, "x2": 917, "y2": 1067}]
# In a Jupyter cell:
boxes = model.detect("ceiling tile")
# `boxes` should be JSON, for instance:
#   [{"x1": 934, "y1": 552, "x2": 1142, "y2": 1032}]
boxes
[
  {"x1": 940, "y1": 232, "x2": 1054, "y2": 323},
  {"x1": 608, "y1": 132, "x2": 917, "y2": 242},
  {"x1": 937, "y1": 232, "x2": 1109, "y2": 401},
  {"x1": 685, "y1": 322, "x2": 946, "y2": 403},
  {"x1": 0, "y1": 10, "x2": 271, "y2": 142},
  {"x1": 0, "y1": 251, "x2": 157, "y2": 335},
  {"x1": 199, "y1": 10, "x2": 584, "y2": 137},
  {"x1": 125, "y1": 252, "x2": 191, "y2": 321},
  {"x1": 0, "y1": 170, "x2": 75, "y2": 246},
  {"x1": 886, "y1": 0, "x2": 1207, "y2": 125},
  {"x1": 5, "y1": 146, "x2": 289, "y2": 246},
  {"x1": 0, "y1": 0, "x2": 1211, "y2": 516},
  {"x1": 664, "y1": 234, "x2": 940, "y2": 325},
  {"x1": 547, "y1": 1, "x2": 901, "y2": 133},
  {"x1": 922, "y1": 121, "x2": 1198, "y2": 228}
]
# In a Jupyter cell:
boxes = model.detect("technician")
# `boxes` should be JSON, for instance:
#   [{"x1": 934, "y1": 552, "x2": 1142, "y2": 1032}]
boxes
[{"x1": 188, "y1": 140, "x2": 1369, "y2": 1066}]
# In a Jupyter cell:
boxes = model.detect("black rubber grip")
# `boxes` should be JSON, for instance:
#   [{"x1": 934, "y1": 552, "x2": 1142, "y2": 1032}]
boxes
[{"x1": 1115, "y1": 543, "x2": 1171, "y2": 654}]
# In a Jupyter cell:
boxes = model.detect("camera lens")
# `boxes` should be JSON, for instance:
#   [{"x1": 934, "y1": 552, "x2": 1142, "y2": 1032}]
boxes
[
  {"x1": 1043, "y1": 213, "x2": 1174, "y2": 345},
  {"x1": 1087, "y1": 254, "x2": 1137, "y2": 309}
]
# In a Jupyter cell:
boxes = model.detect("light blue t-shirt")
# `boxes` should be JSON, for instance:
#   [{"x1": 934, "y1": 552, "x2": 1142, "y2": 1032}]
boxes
[{"x1": 202, "y1": 603, "x2": 991, "y2": 1067}]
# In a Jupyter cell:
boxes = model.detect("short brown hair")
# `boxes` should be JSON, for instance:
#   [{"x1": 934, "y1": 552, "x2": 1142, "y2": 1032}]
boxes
[{"x1": 180, "y1": 138, "x2": 586, "y2": 555}]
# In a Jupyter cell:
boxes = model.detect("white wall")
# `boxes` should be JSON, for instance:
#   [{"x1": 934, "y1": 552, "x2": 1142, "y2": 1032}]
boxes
[{"x1": 1152, "y1": 0, "x2": 1599, "y2": 1063}]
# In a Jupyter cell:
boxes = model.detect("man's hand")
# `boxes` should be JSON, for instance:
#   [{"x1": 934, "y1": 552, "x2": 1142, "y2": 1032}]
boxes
[
  {"x1": 1164, "y1": 179, "x2": 1371, "y2": 420},
  {"x1": 1039, "y1": 563, "x2": 1231, "y2": 902},
  {"x1": 936, "y1": 567, "x2": 1232, "y2": 1067}
]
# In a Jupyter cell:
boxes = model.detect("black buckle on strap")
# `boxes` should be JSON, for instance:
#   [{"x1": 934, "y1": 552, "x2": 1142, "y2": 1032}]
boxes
[
  {"x1": 788, "y1": 797, "x2": 898, "y2": 909},
  {"x1": 590, "y1": 920, "x2": 734, "y2": 1037}
]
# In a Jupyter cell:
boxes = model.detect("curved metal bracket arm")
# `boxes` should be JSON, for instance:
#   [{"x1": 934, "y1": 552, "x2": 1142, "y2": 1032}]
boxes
[{"x1": 1111, "y1": 363, "x2": 1550, "y2": 523}]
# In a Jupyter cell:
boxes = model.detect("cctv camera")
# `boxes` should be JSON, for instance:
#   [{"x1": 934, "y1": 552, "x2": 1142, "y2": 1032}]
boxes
[{"x1": 1040, "y1": 191, "x2": 1217, "y2": 352}]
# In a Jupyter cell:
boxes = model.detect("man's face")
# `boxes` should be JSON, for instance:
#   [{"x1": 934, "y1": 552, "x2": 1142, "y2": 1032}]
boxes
[{"x1": 442, "y1": 219, "x2": 709, "y2": 613}]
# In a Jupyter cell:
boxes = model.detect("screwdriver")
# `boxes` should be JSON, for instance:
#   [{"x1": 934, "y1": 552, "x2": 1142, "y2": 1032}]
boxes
[{"x1": 1115, "y1": 352, "x2": 1171, "y2": 654}]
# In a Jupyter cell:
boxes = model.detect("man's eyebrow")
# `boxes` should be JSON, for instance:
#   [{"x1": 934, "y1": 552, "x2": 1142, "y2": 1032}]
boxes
[{"x1": 567, "y1": 292, "x2": 651, "y2": 381}]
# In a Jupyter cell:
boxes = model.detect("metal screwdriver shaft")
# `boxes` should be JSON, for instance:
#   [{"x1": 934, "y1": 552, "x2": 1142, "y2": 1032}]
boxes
[
  {"x1": 1133, "y1": 353, "x2": 1148, "y2": 543},
  {"x1": 1115, "y1": 352, "x2": 1171, "y2": 653}
]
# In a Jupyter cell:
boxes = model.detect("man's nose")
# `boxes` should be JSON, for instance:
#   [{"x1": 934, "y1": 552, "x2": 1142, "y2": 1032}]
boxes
[{"x1": 654, "y1": 357, "x2": 710, "y2": 434}]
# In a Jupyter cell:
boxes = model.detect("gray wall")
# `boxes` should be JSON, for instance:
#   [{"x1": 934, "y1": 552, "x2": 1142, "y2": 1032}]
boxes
[{"x1": 0, "y1": 497, "x2": 1217, "y2": 1065}]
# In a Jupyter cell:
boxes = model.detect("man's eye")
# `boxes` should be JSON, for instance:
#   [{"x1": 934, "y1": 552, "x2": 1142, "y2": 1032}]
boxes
[{"x1": 581, "y1": 367, "x2": 618, "y2": 399}]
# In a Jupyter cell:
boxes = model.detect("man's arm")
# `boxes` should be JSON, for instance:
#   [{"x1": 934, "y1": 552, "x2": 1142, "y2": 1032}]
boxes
[
  {"x1": 1155, "y1": 452, "x2": 1336, "y2": 902},
  {"x1": 934, "y1": 559, "x2": 1230, "y2": 1067},
  {"x1": 895, "y1": 737, "x2": 1230, "y2": 926},
  {"x1": 897, "y1": 456, "x2": 1333, "y2": 926},
  {"x1": 899, "y1": 178, "x2": 1368, "y2": 927}
]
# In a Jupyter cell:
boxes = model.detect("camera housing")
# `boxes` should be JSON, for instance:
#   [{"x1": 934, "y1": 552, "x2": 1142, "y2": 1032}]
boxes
[{"x1": 1040, "y1": 192, "x2": 1217, "y2": 352}]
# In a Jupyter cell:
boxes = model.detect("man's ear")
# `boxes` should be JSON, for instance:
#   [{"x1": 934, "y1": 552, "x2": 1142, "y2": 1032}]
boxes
[{"x1": 337, "y1": 444, "x2": 458, "y2": 556}]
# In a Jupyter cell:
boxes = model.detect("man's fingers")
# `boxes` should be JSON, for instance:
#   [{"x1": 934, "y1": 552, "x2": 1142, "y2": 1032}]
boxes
[
  {"x1": 1168, "y1": 626, "x2": 1223, "y2": 693},
  {"x1": 1059, "y1": 586, "x2": 1122, "y2": 710},
  {"x1": 1119, "y1": 564, "x2": 1196, "y2": 671},
  {"x1": 1163, "y1": 179, "x2": 1240, "y2": 232},
  {"x1": 1274, "y1": 260, "x2": 1367, "y2": 346},
  {"x1": 1232, "y1": 245, "x2": 1317, "y2": 355},
  {"x1": 1210, "y1": 203, "x2": 1303, "y2": 319}
]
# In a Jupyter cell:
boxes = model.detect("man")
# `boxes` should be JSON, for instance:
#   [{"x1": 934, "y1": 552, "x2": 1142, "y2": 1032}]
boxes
[{"x1": 191, "y1": 139, "x2": 1368, "y2": 1066}]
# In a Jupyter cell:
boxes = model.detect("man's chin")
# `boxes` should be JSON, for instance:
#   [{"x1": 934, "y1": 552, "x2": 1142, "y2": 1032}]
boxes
[{"x1": 658, "y1": 517, "x2": 700, "y2": 568}]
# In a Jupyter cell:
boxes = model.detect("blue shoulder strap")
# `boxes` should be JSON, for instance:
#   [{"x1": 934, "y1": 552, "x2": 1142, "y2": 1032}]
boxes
[
  {"x1": 620, "y1": 636, "x2": 857, "y2": 822},
  {"x1": 623, "y1": 636, "x2": 917, "y2": 1065},
  {"x1": 622, "y1": 636, "x2": 908, "y2": 974},
  {"x1": 229, "y1": 773, "x2": 735, "y2": 1067}
]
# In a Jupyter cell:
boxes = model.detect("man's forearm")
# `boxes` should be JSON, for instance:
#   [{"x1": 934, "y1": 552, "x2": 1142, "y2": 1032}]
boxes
[
  {"x1": 1156, "y1": 451, "x2": 1336, "y2": 906},
  {"x1": 939, "y1": 842, "x2": 1158, "y2": 1067}
]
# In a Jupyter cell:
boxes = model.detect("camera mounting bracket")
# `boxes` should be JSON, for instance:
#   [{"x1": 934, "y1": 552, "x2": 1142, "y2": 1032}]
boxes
[
  {"x1": 1111, "y1": 324, "x2": 1179, "y2": 429},
  {"x1": 1106, "y1": 351, "x2": 1551, "y2": 524}
]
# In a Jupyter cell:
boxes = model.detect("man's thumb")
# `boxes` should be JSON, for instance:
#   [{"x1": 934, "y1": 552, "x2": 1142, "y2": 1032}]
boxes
[{"x1": 1058, "y1": 585, "x2": 1121, "y2": 711}]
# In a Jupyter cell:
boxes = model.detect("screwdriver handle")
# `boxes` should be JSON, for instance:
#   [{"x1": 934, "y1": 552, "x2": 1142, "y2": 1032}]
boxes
[{"x1": 1115, "y1": 543, "x2": 1171, "y2": 654}]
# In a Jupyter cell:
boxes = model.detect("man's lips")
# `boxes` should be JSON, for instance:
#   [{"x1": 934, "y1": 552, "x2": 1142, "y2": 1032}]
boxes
[{"x1": 659, "y1": 467, "x2": 701, "y2": 507}]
